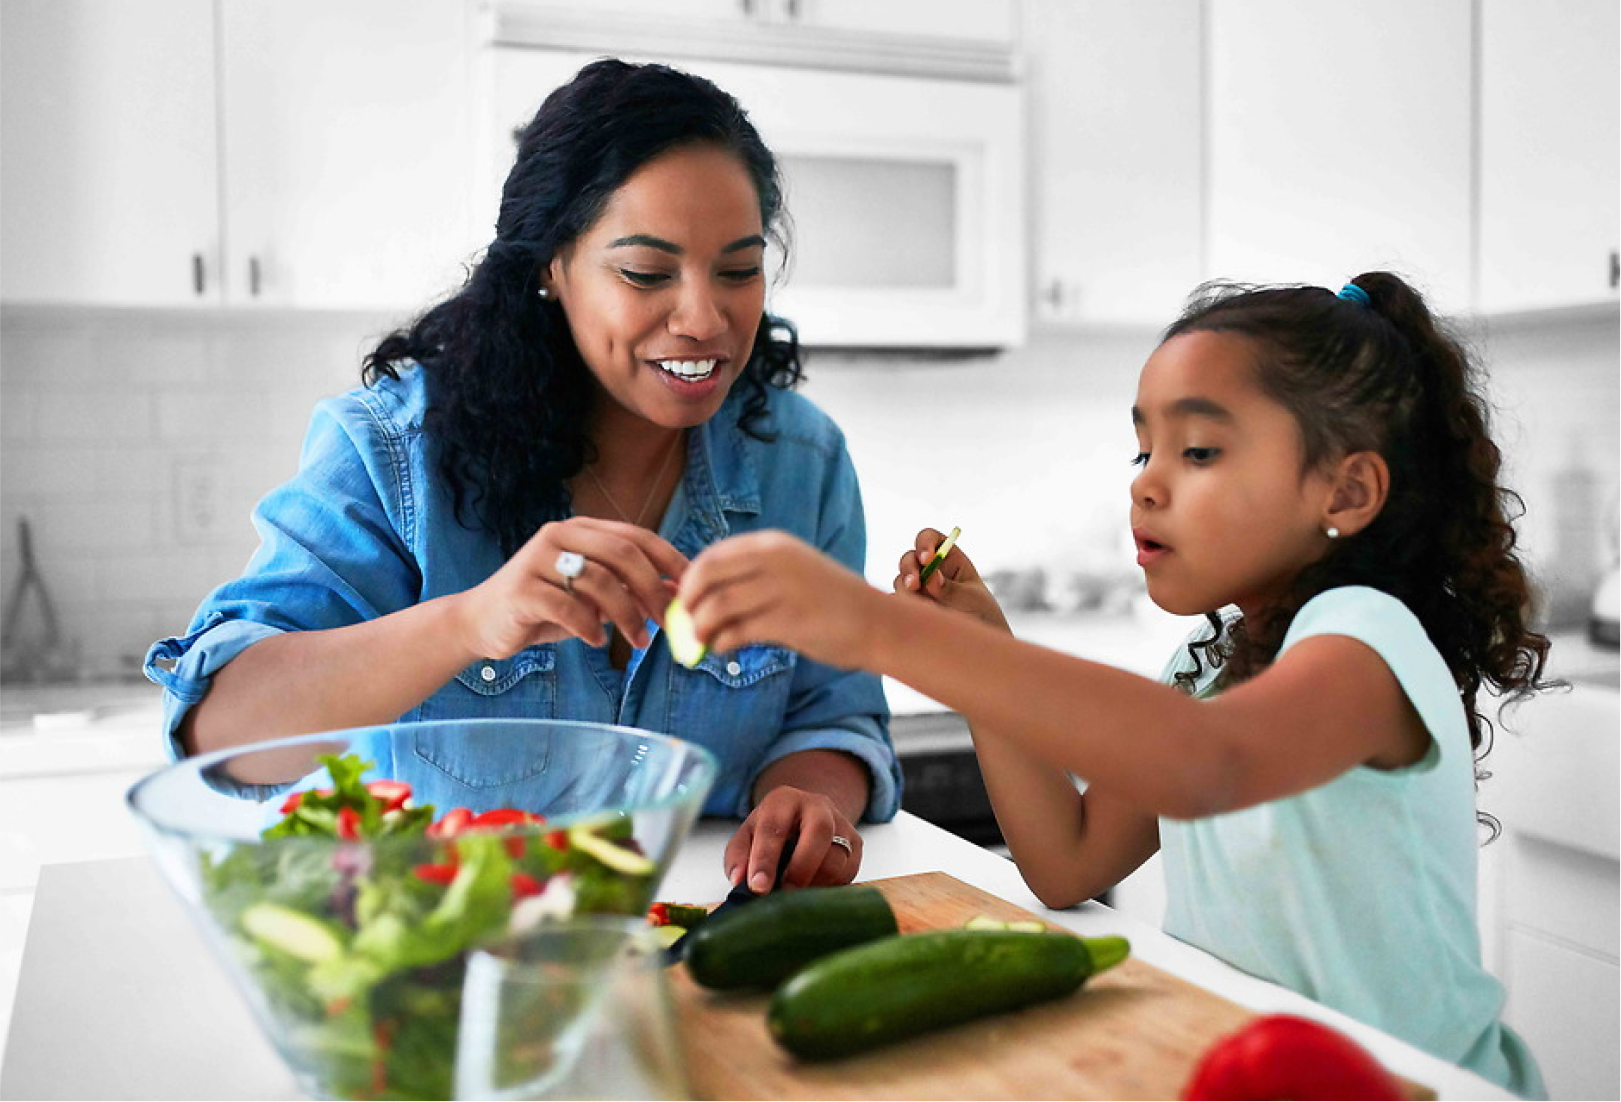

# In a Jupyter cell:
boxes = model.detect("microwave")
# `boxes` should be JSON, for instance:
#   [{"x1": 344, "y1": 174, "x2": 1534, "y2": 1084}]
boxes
[{"x1": 480, "y1": 46, "x2": 1026, "y2": 351}]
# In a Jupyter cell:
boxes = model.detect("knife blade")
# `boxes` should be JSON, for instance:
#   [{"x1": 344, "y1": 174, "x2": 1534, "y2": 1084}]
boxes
[{"x1": 663, "y1": 835, "x2": 797, "y2": 966}]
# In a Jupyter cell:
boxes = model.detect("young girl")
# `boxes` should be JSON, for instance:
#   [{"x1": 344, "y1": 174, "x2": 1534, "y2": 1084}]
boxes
[{"x1": 676, "y1": 272, "x2": 1551, "y2": 1097}]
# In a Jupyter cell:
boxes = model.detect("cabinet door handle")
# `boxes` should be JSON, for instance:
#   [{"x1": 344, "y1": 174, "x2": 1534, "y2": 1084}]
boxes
[
  {"x1": 249, "y1": 256, "x2": 262, "y2": 298},
  {"x1": 1609, "y1": 249, "x2": 1618, "y2": 291},
  {"x1": 192, "y1": 254, "x2": 206, "y2": 296}
]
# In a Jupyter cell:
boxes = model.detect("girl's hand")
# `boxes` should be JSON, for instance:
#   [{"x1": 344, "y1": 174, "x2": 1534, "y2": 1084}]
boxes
[
  {"x1": 678, "y1": 530, "x2": 880, "y2": 668},
  {"x1": 453, "y1": 517, "x2": 689, "y2": 658},
  {"x1": 724, "y1": 785, "x2": 862, "y2": 893},
  {"x1": 894, "y1": 528, "x2": 1011, "y2": 633}
]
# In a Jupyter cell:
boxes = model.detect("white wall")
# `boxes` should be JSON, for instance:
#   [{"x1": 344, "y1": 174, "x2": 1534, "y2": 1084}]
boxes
[{"x1": 0, "y1": 308, "x2": 1615, "y2": 681}]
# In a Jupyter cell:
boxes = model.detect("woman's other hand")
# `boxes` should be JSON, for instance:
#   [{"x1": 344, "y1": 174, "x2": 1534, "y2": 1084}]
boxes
[
  {"x1": 453, "y1": 517, "x2": 689, "y2": 658},
  {"x1": 894, "y1": 527, "x2": 1011, "y2": 632},
  {"x1": 724, "y1": 783, "x2": 863, "y2": 893},
  {"x1": 678, "y1": 530, "x2": 879, "y2": 668}
]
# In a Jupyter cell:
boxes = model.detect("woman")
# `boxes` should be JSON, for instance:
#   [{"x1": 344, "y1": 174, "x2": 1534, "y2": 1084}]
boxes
[{"x1": 144, "y1": 58, "x2": 900, "y2": 893}]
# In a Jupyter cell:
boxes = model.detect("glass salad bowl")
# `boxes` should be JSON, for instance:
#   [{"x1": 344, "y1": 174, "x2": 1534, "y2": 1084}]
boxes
[{"x1": 125, "y1": 718, "x2": 717, "y2": 1101}]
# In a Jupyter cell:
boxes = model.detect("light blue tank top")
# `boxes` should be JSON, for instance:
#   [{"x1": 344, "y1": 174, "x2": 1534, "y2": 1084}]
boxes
[{"x1": 1158, "y1": 586, "x2": 1545, "y2": 1098}]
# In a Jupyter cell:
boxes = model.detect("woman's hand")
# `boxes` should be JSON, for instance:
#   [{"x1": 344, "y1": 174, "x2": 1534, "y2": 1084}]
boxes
[
  {"x1": 677, "y1": 530, "x2": 881, "y2": 668},
  {"x1": 452, "y1": 517, "x2": 689, "y2": 659},
  {"x1": 724, "y1": 784, "x2": 863, "y2": 893},
  {"x1": 894, "y1": 527, "x2": 1011, "y2": 633}
]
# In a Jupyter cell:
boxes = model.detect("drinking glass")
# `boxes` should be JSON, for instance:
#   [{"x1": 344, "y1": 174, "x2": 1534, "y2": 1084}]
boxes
[{"x1": 455, "y1": 916, "x2": 689, "y2": 1100}]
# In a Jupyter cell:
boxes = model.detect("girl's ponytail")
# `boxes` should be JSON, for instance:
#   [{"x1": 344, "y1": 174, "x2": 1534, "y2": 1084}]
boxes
[{"x1": 1347, "y1": 272, "x2": 1552, "y2": 724}]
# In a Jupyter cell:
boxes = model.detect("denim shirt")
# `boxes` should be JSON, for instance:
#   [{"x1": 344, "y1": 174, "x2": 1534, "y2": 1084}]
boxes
[{"x1": 144, "y1": 365, "x2": 901, "y2": 822}]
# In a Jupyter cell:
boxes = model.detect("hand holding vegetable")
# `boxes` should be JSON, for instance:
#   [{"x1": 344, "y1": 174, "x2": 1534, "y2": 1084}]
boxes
[
  {"x1": 676, "y1": 530, "x2": 884, "y2": 669},
  {"x1": 452, "y1": 516, "x2": 688, "y2": 657},
  {"x1": 894, "y1": 527, "x2": 1011, "y2": 633}
]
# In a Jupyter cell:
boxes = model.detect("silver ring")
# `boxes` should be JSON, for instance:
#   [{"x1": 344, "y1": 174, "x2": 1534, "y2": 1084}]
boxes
[
  {"x1": 829, "y1": 834, "x2": 853, "y2": 856},
  {"x1": 555, "y1": 550, "x2": 586, "y2": 592}
]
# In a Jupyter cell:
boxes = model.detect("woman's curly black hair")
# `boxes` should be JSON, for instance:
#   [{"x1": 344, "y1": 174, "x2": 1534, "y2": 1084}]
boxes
[
  {"x1": 1161, "y1": 273, "x2": 1557, "y2": 813},
  {"x1": 361, "y1": 58, "x2": 803, "y2": 556}
]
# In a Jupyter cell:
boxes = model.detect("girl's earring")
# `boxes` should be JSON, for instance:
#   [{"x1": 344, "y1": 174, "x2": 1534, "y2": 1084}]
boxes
[
  {"x1": 1324, "y1": 526, "x2": 1341, "y2": 540},
  {"x1": 537, "y1": 286, "x2": 552, "y2": 301}
]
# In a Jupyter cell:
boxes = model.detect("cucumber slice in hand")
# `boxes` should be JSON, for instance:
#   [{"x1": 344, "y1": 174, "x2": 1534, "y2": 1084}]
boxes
[
  {"x1": 665, "y1": 596, "x2": 707, "y2": 668},
  {"x1": 917, "y1": 526, "x2": 961, "y2": 585}
]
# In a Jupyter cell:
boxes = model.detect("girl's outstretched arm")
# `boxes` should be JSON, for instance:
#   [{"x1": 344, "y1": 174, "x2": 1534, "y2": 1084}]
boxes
[{"x1": 680, "y1": 531, "x2": 1427, "y2": 820}]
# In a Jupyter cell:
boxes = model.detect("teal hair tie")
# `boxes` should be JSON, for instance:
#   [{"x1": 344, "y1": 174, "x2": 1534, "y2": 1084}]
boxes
[{"x1": 1338, "y1": 282, "x2": 1371, "y2": 307}]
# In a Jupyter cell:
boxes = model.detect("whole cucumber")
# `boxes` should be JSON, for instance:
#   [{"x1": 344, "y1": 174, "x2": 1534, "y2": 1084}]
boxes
[
  {"x1": 768, "y1": 928, "x2": 1130, "y2": 1059},
  {"x1": 684, "y1": 884, "x2": 898, "y2": 990}
]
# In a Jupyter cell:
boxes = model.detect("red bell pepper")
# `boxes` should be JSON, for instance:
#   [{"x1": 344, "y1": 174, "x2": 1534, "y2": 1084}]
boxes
[
  {"x1": 647, "y1": 902, "x2": 671, "y2": 927},
  {"x1": 1181, "y1": 1014, "x2": 1406, "y2": 1101},
  {"x1": 336, "y1": 805, "x2": 362, "y2": 842},
  {"x1": 510, "y1": 872, "x2": 545, "y2": 899}
]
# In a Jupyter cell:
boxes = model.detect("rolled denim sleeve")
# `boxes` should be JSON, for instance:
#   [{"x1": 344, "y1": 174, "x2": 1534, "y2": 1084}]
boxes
[
  {"x1": 142, "y1": 392, "x2": 421, "y2": 760},
  {"x1": 749, "y1": 430, "x2": 901, "y2": 823}
]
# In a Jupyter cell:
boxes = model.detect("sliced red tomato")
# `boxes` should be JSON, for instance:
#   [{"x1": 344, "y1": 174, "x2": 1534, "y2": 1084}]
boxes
[
  {"x1": 336, "y1": 805, "x2": 362, "y2": 841},
  {"x1": 364, "y1": 779, "x2": 412, "y2": 813},
  {"x1": 647, "y1": 902, "x2": 671, "y2": 927},
  {"x1": 546, "y1": 829, "x2": 570, "y2": 851},
  {"x1": 413, "y1": 862, "x2": 458, "y2": 886},
  {"x1": 510, "y1": 872, "x2": 545, "y2": 899},
  {"x1": 469, "y1": 808, "x2": 536, "y2": 829},
  {"x1": 427, "y1": 806, "x2": 474, "y2": 838}
]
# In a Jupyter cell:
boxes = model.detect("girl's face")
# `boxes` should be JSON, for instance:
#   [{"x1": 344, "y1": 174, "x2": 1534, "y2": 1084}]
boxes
[
  {"x1": 1129, "y1": 331, "x2": 1336, "y2": 620},
  {"x1": 545, "y1": 144, "x2": 767, "y2": 432}
]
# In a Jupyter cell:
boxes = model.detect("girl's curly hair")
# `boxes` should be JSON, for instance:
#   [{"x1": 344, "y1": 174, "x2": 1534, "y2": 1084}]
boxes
[
  {"x1": 361, "y1": 58, "x2": 802, "y2": 556},
  {"x1": 1161, "y1": 273, "x2": 1556, "y2": 814}
]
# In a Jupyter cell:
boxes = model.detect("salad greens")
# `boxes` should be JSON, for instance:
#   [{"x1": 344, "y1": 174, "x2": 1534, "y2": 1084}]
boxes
[{"x1": 200, "y1": 753, "x2": 655, "y2": 1100}]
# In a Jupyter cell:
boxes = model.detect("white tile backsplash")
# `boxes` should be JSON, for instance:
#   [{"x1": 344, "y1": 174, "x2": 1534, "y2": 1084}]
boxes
[{"x1": 1, "y1": 306, "x2": 1615, "y2": 680}]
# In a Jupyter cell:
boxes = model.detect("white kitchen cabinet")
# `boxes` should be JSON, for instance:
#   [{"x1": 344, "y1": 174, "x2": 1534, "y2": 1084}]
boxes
[
  {"x1": 0, "y1": 706, "x2": 169, "y2": 1067},
  {"x1": 483, "y1": 1, "x2": 1016, "y2": 82},
  {"x1": 1486, "y1": 685, "x2": 1620, "y2": 1100},
  {"x1": 1205, "y1": 0, "x2": 1474, "y2": 315},
  {"x1": 1023, "y1": 0, "x2": 1203, "y2": 328},
  {"x1": 1476, "y1": 0, "x2": 1620, "y2": 314},
  {"x1": 1, "y1": 0, "x2": 220, "y2": 307},
  {"x1": 1, "y1": 0, "x2": 478, "y2": 311},
  {"x1": 485, "y1": 0, "x2": 1014, "y2": 45}
]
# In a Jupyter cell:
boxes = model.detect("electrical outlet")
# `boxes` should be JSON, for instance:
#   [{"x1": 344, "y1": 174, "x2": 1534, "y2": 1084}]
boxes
[{"x1": 173, "y1": 459, "x2": 225, "y2": 545}]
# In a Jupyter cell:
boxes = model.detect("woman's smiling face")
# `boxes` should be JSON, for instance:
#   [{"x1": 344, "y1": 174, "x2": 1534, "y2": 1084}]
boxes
[
  {"x1": 545, "y1": 143, "x2": 768, "y2": 431},
  {"x1": 1129, "y1": 331, "x2": 1337, "y2": 620}
]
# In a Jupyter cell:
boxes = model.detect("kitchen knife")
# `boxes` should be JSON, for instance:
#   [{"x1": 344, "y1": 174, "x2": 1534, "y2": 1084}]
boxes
[{"x1": 663, "y1": 835, "x2": 797, "y2": 966}]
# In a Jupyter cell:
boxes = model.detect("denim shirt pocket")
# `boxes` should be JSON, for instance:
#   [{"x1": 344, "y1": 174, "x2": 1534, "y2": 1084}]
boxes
[
  {"x1": 413, "y1": 646, "x2": 558, "y2": 788},
  {"x1": 670, "y1": 644, "x2": 797, "y2": 803}
]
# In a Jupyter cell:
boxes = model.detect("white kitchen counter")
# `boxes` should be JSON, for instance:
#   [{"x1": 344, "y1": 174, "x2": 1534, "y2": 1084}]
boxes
[{"x1": 1, "y1": 813, "x2": 1511, "y2": 1100}]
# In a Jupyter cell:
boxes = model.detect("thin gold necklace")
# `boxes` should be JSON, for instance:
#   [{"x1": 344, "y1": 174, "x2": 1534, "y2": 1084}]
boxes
[{"x1": 585, "y1": 431, "x2": 683, "y2": 527}]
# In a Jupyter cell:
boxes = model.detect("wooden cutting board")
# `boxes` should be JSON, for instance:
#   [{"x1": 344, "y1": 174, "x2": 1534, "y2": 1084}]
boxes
[{"x1": 668, "y1": 871, "x2": 1433, "y2": 1100}]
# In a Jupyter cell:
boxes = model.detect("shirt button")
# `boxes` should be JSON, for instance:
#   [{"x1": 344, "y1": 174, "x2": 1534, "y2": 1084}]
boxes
[
  {"x1": 480, "y1": 664, "x2": 497, "y2": 682},
  {"x1": 726, "y1": 660, "x2": 742, "y2": 677}
]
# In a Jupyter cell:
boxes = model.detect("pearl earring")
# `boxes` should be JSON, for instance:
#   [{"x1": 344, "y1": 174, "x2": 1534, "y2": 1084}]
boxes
[
  {"x1": 1324, "y1": 526, "x2": 1341, "y2": 540},
  {"x1": 537, "y1": 286, "x2": 551, "y2": 301}
]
